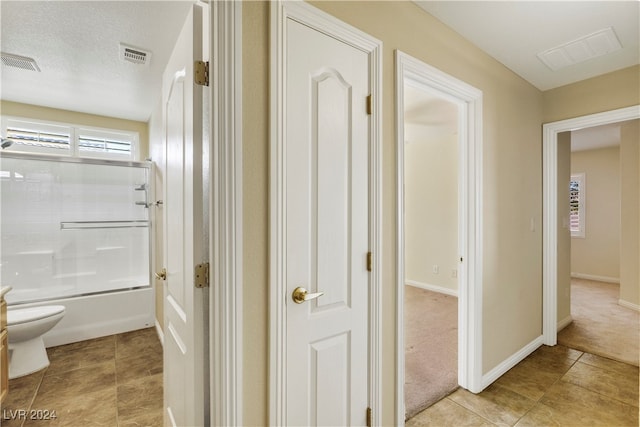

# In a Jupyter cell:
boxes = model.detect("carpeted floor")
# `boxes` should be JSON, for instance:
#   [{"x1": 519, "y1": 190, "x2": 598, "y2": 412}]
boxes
[
  {"x1": 404, "y1": 285, "x2": 458, "y2": 420},
  {"x1": 558, "y1": 278, "x2": 639, "y2": 366}
]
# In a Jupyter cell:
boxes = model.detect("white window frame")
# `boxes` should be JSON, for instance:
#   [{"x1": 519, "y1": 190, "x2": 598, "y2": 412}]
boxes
[
  {"x1": 570, "y1": 172, "x2": 586, "y2": 238},
  {"x1": 1, "y1": 116, "x2": 139, "y2": 161}
]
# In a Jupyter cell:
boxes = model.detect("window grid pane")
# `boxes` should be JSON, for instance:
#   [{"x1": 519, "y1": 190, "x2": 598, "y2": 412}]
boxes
[
  {"x1": 2, "y1": 117, "x2": 138, "y2": 161},
  {"x1": 78, "y1": 136, "x2": 132, "y2": 155},
  {"x1": 569, "y1": 173, "x2": 585, "y2": 237},
  {"x1": 6, "y1": 126, "x2": 71, "y2": 151}
]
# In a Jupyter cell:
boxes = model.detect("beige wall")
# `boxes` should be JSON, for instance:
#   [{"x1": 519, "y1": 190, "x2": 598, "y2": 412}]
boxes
[
  {"x1": 405, "y1": 124, "x2": 458, "y2": 292},
  {"x1": 542, "y1": 65, "x2": 640, "y2": 123},
  {"x1": 243, "y1": 1, "x2": 544, "y2": 424},
  {"x1": 570, "y1": 147, "x2": 621, "y2": 280},
  {"x1": 557, "y1": 132, "x2": 571, "y2": 325},
  {"x1": 242, "y1": 2, "x2": 269, "y2": 424},
  {"x1": 0, "y1": 100, "x2": 149, "y2": 159},
  {"x1": 620, "y1": 119, "x2": 639, "y2": 307}
]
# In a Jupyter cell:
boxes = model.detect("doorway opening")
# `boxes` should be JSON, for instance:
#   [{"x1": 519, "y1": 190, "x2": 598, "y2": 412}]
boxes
[
  {"x1": 402, "y1": 82, "x2": 460, "y2": 419},
  {"x1": 395, "y1": 50, "x2": 483, "y2": 424},
  {"x1": 542, "y1": 105, "x2": 640, "y2": 352},
  {"x1": 551, "y1": 119, "x2": 640, "y2": 365}
]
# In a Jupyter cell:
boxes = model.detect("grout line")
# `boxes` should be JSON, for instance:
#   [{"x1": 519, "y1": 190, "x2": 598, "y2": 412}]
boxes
[
  {"x1": 558, "y1": 373, "x2": 640, "y2": 409},
  {"x1": 16, "y1": 368, "x2": 47, "y2": 427},
  {"x1": 561, "y1": 358, "x2": 640, "y2": 408},
  {"x1": 28, "y1": 369, "x2": 46, "y2": 408},
  {"x1": 444, "y1": 395, "x2": 499, "y2": 426}
]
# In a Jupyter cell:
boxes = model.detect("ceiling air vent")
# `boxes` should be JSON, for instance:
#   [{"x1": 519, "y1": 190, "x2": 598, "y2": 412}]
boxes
[
  {"x1": 537, "y1": 27, "x2": 622, "y2": 71},
  {"x1": 1, "y1": 52, "x2": 41, "y2": 72},
  {"x1": 119, "y1": 43, "x2": 151, "y2": 65}
]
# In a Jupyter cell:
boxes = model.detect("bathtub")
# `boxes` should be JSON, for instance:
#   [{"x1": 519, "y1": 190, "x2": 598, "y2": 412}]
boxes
[{"x1": 8, "y1": 287, "x2": 155, "y2": 347}]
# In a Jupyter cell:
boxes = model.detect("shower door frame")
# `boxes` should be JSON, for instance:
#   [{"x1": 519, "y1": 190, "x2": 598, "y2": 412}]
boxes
[{"x1": 0, "y1": 151, "x2": 154, "y2": 303}]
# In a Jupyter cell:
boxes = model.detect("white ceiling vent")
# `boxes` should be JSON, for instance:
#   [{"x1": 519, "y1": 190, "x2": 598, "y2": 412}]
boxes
[
  {"x1": 1, "y1": 52, "x2": 41, "y2": 72},
  {"x1": 119, "y1": 43, "x2": 151, "y2": 65},
  {"x1": 537, "y1": 27, "x2": 623, "y2": 71}
]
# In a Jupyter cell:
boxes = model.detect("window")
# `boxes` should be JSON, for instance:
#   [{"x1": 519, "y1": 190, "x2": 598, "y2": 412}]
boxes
[
  {"x1": 4, "y1": 120, "x2": 71, "y2": 155},
  {"x1": 1, "y1": 117, "x2": 139, "y2": 160},
  {"x1": 570, "y1": 173, "x2": 585, "y2": 238}
]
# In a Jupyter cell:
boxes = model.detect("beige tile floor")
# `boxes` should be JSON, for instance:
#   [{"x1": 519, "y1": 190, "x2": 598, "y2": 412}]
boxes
[
  {"x1": 408, "y1": 344, "x2": 639, "y2": 427},
  {"x1": 3, "y1": 325, "x2": 638, "y2": 426},
  {"x1": 1, "y1": 327, "x2": 162, "y2": 427}
]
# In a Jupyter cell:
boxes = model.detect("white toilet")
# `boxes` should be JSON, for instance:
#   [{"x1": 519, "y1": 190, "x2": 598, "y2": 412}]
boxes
[{"x1": 7, "y1": 305, "x2": 65, "y2": 379}]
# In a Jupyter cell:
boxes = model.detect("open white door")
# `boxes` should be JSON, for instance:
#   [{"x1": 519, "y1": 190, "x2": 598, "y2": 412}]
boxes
[{"x1": 162, "y1": 4, "x2": 207, "y2": 426}]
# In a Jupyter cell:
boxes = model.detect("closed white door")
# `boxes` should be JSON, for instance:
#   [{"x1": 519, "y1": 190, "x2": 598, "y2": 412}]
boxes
[
  {"x1": 162, "y1": 4, "x2": 206, "y2": 427},
  {"x1": 285, "y1": 18, "x2": 370, "y2": 426}
]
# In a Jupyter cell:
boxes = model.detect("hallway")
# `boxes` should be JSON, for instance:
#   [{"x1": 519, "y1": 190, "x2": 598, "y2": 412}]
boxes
[
  {"x1": 408, "y1": 344, "x2": 638, "y2": 426},
  {"x1": 558, "y1": 278, "x2": 639, "y2": 366}
]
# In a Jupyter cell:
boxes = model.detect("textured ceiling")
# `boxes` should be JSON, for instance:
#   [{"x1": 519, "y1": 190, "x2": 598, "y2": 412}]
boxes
[
  {"x1": 2, "y1": 1, "x2": 637, "y2": 128},
  {"x1": 415, "y1": 1, "x2": 640, "y2": 91},
  {"x1": 0, "y1": 1, "x2": 191, "y2": 122}
]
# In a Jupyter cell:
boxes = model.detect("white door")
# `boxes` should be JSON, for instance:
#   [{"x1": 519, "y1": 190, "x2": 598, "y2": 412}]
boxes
[
  {"x1": 286, "y1": 18, "x2": 370, "y2": 426},
  {"x1": 162, "y1": 4, "x2": 206, "y2": 427}
]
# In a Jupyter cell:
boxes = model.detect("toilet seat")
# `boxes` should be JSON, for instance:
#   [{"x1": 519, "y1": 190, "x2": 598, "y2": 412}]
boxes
[{"x1": 8, "y1": 305, "x2": 66, "y2": 326}]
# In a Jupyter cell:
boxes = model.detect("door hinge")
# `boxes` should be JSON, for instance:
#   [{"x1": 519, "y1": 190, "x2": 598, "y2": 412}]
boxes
[
  {"x1": 366, "y1": 407, "x2": 372, "y2": 427},
  {"x1": 195, "y1": 262, "x2": 210, "y2": 288},
  {"x1": 195, "y1": 60, "x2": 209, "y2": 86},
  {"x1": 367, "y1": 252, "x2": 372, "y2": 272},
  {"x1": 366, "y1": 94, "x2": 372, "y2": 115}
]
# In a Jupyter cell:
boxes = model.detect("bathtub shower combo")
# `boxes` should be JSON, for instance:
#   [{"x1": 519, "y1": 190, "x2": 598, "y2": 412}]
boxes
[{"x1": 0, "y1": 153, "x2": 154, "y2": 377}]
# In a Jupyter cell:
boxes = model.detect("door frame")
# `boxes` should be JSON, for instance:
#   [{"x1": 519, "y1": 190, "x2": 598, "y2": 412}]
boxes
[
  {"x1": 208, "y1": 1, "x2": 243, "y2": 426},
  {"x1": 541, "y1": 104, "x2": 640, "y2": 345},
  {"x1": 395, "y1": 51, "x2": 484, "y2": 424},
  {"x1": 269, "y1": 1, "x2": 383, "y2": 425}
]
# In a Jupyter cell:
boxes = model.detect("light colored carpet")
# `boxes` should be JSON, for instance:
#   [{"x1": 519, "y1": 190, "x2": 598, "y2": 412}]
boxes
[
  {"x1": 558, "y1": 278, "x2": 639, "y2": 366},
  {"x1": 404, "y1": 285, "x2": 458, "y2": 420}
]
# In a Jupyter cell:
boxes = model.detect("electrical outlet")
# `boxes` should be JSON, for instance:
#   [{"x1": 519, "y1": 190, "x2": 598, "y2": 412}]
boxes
[
  {"x1": 432, "y1": 265, "x2": 439, "y2": 274},
  {"x1": 452, "y1": 269, "x2": 457, "y2": 278}
]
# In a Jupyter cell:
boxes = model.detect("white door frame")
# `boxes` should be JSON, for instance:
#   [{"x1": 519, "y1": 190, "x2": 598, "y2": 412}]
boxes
[
  {"x1": 395, "y1": 51, "x2": 483, "y2": 424},
  {"x1": 541, "y1": 105, "x2": 640, "y2": 345},
  {"x1": 208, "y1": 1, "x2": 243, "y2": 426},
  {"x1": 269, "y1": 1, "x2": 383, "y2": 425}
]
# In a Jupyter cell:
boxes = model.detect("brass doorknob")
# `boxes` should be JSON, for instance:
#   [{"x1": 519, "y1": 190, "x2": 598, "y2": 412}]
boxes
[
  {"x1": 292, "y1": 287, "x2": 324, "y2": 304},
  {"x1": 155, "y1": 268, "x2": 167, "y2": 281}
]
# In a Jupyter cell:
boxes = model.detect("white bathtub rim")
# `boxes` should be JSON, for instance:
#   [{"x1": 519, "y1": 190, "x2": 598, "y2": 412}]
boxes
[{"x1": 7, "y1": 287, "x2": 155, "y2": 348}]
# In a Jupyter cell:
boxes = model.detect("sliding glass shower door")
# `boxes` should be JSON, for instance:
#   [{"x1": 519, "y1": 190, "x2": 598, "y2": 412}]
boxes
[{"x1": 0, "y1": 153, "x2": 151, "y2": 304}]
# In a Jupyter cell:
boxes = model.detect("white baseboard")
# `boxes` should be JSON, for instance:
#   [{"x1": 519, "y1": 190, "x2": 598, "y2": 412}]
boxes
[
  {"x1": 406, "y1": 280, "x2": 458, "y2": 297},
  {"x1": 619, "y1": 299, "x2": 640, "y2": 312},
  {"x1": 155, "y1": 319, "x2": 164, "y2": 347},
  {"x1": 557, "y1": 315, "x2": 573, "y2": 331},
  {"x1": 482, "y1": 335, "x2": 544, "y2": 389},
  {"x1": 571, "y1": 273, "x2": 619, "y2": 284}
]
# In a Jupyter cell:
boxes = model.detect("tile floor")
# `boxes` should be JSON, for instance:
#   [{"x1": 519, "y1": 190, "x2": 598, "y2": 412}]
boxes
[
  {"x1": 1, "y1": 327, "x2": 162, "y2": 427},
  {"x1": 408, "y1": 344, "x2": 639, "y2": 426},
  {"x1": 3, "y1": 326, "x2": 638, "y2": 426}
]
